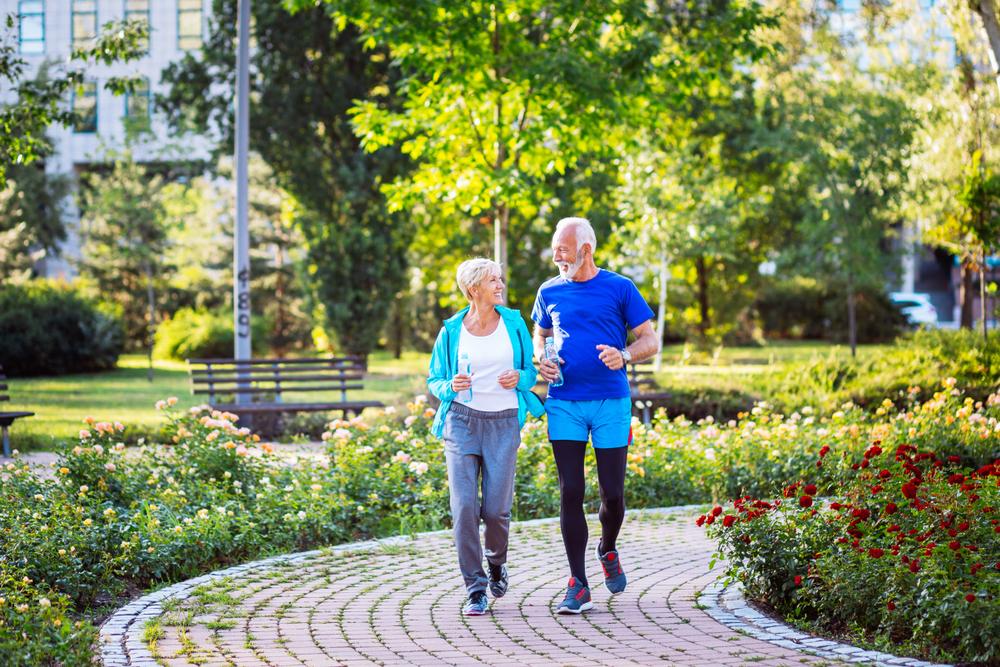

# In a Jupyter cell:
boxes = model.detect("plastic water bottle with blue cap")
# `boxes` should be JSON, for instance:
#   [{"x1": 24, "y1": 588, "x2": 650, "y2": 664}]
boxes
[
  {"x1": 458, "y1": 352, "x2": 473, "y2": 402},
  {"x1": 544, "y1": 336, "x2": 564, "y2": 387}
]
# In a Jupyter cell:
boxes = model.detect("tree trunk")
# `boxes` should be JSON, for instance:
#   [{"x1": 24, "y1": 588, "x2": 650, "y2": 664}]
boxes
[
  {"x1": 146, "y1": 261, "x2": 155, "y2": 383},
  {"x1": 695, "y1": 255, "x2": 709, "y2": 340},
  {"x1": 962, "y1": 263, "x2": 975, "y2": 329},
  {"x1": 494, "y1": 202, "x2": 509, "y2": 305},
  {"x1": 973, "y1": 0, "x2": 1000, "y2": 86},
  {"x1": 847, "y1": 275, "x2": 856, "y2": 358}
]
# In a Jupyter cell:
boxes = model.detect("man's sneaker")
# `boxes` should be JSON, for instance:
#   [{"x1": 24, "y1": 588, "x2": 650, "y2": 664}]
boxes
[
  {"x1": 488, "y1": 562, "x2": 509, "y2": 599},
  {"x1": 463, "y1": 590, "x2": 488, "y2": 616},
  {"x1": 596, "y1": 542, "x2": 627, "y2": 595},
  {"x1": 555, "y1": 577, "x2": 593, "y2": 614}
]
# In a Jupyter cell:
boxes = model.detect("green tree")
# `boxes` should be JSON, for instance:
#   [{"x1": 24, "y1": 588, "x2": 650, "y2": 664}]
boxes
[
  {"x1": 158, "y1": 0, "x2": 409, "y2": 358},
  {"x1": 77, "y1": 141, "x2": 170, "y2": 379},
  {"x1": 307, "y1": 0, "x2": 775, "y2": 299},
  {"x1": 0, "y1": 15, "x2": 148, "y2": 186}
]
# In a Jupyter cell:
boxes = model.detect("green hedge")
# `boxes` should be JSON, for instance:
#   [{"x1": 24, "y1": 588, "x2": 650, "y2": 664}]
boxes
[
  {"x1": 153, "y1": 308, "x2": 268, "y2": 361},
  {"x1": 0, "y1": 282, "x2": 124, "y2": 377}
]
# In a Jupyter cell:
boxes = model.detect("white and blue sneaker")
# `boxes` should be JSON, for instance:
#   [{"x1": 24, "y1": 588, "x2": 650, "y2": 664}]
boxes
[
  {"x1": 463, "y1": 590, "x2": 488, "y2": 616},
  {"x1": 555, "y1": 577, "x2": 593, "y2": 614},
  {"x1": 596, "y1": 542, "x2": 627, "y2": 596}
]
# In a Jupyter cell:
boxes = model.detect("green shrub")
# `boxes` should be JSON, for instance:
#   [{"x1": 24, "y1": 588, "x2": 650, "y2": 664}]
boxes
[
  {"x1": 0, "y1": 281, "x2": 124, "y2": 377},
  {"x1": 756, "y1": 278, "x2": 906, "y2": 343},
  {"x1": 702, "y1": 387, "x2": 1000, "y2": 664},
  {"x1": 751, "y1": 329, "x2": 1000, "y2": 415},
  {"x1": 152, "y1": 308, "x2": 267, "y2": 361}
]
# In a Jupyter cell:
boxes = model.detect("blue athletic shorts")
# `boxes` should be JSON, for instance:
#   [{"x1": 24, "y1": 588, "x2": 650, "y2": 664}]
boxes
[{"x1": 545, "y1": 397, "x2": 633, "y2": 449}]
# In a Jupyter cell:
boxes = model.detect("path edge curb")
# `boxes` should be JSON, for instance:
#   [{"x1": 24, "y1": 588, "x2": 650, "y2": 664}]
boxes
[
  {"x1": 97, "y1": 504, "x2": 704, "y2": 666},
  {"x1": 700, "y1": 579, "x2": 953, "y2": 667}
]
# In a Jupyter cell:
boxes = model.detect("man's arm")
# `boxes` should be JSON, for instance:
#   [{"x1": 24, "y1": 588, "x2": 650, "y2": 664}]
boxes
[
  {"x1": 533, "y1": 323, "x2": 562, "y2": 383},
  {"x1": 596, "y1": 320, "x2": 659, "y2": 371}
]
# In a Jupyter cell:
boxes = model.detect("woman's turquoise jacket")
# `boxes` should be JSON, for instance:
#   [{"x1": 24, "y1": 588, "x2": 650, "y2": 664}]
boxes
[{"x1": 427, "y1": 305, "x2": 545, "y2": 438}]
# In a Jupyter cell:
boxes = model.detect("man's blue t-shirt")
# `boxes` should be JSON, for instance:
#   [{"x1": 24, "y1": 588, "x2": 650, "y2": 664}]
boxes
[{"x1": 531, "y1": 269, "x2": 655, "y2": 400}]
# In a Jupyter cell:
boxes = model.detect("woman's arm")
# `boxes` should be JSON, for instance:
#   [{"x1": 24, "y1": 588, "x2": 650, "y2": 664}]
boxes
[
  {"x1": 515, "y1": 319, "x2": 538, "y2": 391},
  {"x1": 427, "y1": 327, "x2": 457, "y2": 402}
]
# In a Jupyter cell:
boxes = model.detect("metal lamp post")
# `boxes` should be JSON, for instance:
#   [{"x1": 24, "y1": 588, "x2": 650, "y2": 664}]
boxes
[{"x1": 233, "y1": 0, "x2": 252, "y2": 413}]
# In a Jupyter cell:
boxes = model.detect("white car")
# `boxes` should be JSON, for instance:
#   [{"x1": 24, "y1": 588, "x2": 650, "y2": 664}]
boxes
[{"x1": 890, "y1": 292, "x2": 939, "y2": 327}]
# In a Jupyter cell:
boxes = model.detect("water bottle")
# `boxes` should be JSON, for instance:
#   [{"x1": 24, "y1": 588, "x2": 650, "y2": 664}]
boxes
[
  {"x1": 458, "y1": 352, "x2": 473, "y2": 403},
  {"x1": 544, "y1": 336, "x2": 564, "y2": 387}
]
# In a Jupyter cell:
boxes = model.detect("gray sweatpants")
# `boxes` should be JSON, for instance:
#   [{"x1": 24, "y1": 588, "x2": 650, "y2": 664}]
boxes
[{"x1": 442, "y1": 402, "x2": 520, "y2": 594}]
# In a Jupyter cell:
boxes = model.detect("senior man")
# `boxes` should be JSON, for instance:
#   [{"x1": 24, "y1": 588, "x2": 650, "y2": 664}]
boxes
[{"x1": 531, "y1": 217, "x2": 659, "y2": 614}]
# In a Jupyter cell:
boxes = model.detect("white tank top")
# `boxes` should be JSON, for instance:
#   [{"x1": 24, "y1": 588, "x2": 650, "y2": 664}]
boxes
[{"x1": 457, "y1": 316, "x2": 519, "y2": 412}]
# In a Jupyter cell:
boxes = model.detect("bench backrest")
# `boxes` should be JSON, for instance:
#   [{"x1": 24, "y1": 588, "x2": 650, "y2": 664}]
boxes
[
  {"x1": 186, "y1": 357, "x2": 368, "y2": 406},
  {"x1": 0, "y1": 365, "x2": 8, "y2": 403}
]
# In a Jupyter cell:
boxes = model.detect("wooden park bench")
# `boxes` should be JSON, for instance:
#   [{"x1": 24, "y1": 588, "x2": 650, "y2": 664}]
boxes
[
  {"x1": 186, "y1": 357, "x2": 384, "y2": 425},
  {"x1": 0, "y1": 365, "x2": 34, "y2": 457},
  {"x1": 628, "y1": 359, "x2": 671, "y2": 427}
]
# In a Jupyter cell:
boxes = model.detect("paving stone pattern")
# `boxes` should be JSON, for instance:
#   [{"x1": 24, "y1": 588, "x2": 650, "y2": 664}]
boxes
[{"x1": 101, "y1": 508, "x2": 951, "y2": 667}]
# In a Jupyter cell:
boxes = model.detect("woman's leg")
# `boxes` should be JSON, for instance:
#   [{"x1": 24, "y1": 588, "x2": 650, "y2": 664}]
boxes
[
  {"x1": 444, "y1": 411, "x2": 488, "y2": 594},
  {"x1": 594, "y1": 445, "x2": 628, "y2": 554},
  {"x1": 551, "y1": 439, "x2": 589, "y2": 586},
  {"x1": 480, "y1": 413, "x2": 520, "y2": 568}
]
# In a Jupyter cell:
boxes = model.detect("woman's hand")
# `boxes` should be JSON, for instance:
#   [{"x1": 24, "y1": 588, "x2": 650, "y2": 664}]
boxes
[
  {"x1": 451, "y1": 372, "x2": 473, "y2": 393},
  {"x1": 497, "y1": 370, "x2": 519, "y2": 390}
]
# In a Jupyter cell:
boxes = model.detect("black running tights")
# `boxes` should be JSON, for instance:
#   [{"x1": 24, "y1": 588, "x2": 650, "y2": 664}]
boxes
[{"x1": 551, "y1": 440, "x2": 628, "y2": 588}]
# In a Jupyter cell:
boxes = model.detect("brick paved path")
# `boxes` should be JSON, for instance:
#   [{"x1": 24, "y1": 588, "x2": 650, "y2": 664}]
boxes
[{"x1": 143, "y1": 510, "x2": 850, "y2": 667}]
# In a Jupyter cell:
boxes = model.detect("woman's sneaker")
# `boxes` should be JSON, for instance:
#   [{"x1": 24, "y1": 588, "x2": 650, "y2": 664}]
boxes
[
  {"x1": 595, "y1": 542, "x2": 627, "y2": 595},
  {"x1": 463, "y1": 590, "x2": 488, "y2": 616},
  {"x1": 488, "y1": 563, "x2": 509, "y2": 598},
  {"x1": 555, "y1": 577, "x2": 593, "y2": 614}
]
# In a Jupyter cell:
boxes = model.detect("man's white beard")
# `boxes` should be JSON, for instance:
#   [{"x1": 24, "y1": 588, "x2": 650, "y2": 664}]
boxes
[{"x1": 557, "y1": 253, "x2": 585, "y2": 280}]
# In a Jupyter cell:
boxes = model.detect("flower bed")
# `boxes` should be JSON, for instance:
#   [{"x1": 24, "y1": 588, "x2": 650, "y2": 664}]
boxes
[
  {"x1": 702, "y1": 381, "x2": 1000, "y2": 665},
  {"x1": 4, "y1": 380, "x2": 999, "y2": 665}
]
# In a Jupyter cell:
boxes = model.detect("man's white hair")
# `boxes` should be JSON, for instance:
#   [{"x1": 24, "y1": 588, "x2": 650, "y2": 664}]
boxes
[
  {"x1": 555, "y1": 217, "x2": 598, "y2": 254},
  {"x1": 456, "y1": 258, "x2": 502, "y2": 300}
]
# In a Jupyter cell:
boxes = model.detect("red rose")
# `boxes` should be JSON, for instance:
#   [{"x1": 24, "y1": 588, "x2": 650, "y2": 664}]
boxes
[
  {"x1": 865, "y1": 445, "x2": 883, "y2": 459},
  {"x1": 799, "y1": 496, "x2": 813, "y2": 508},
  {"x1": 900, "y1": 555, "x2": 909, "y2": 563},
  {"x1": 705, "y1": 515, "x2": 715, "y2": 526},
  {"x1": 887, "y1": 525, "x2": 900, "y2": 533},
  {"x1": 972, "y1": 563, "x2": 984, "y2": 574},
  {"x1": 966, "y1": 593, "x2": 976, "y2": 603},
  {"x1": 722, "y1": 515, "x2": 736, "y2": 528},
  {"x1": 958, "y1": 522, "x2": 970, "y2": 531},
  {"x1": 794, "y1": 576, "x2": 802, "y2": 585},
  {"x1": 871, "y1": 485, "x2": 883, "y2": 494},
  {"x1": 879, "y1": 470, "x2": 891, "y2": 479},
  {"x1": 910, "y1": 561, "x2": 921, "y2": 573},
  {"x1": 831, "y1": 502, "x2": 842, "y2": 510},
  {"x1": 948, "y1": 529, "x2": 958, "y2": 537},
  {"x1": 948, "y1": 456, "x2": 961, "y2": 464},
  {"x1": 902, "y1": 483, "x2": 918, "y2": 499},
  {"x1": 851, "y1": 464, "x2": 860, "y2": 471},
  {"x1": 869, "y1": 548, "x2": 884, "y2": 559},
  {"x1": 804, "y1": 484, "x2": 818, "y2": 496},
  {"x1": 816, "y1": 461, "x2": 822, "y2": 468},
  {"x1": 696, "y1": 515, "x2": 707, "y2": 527},
  {"x1": 949, "y1": 541, "x2": 961, "y2": 551},
  {"x1": 885, "y1": 503, "x2": 898, "y2": 515},
  {"x1": 949, "y1": 474, "x2": 966, "y2": 485},
  {"x1": 741, "y1": 535, "x2": 751, "y2": 544},
  {"x1": 711, "y1": 506, "x2": 723, "y2": 516},
  {"x1": 819, "y1": 445, "x2": 830, "y2": 458},
  {"x1": 861, "y1": 460, "x2": 870, "y2": 469},
  {"x1": 887, "y1": 602, "x2": 896, "y2": 610}
]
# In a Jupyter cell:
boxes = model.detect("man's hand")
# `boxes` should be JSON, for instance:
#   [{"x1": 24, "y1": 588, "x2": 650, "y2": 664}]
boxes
[
  {"x1": 538, "y1": 355, "x2": 564, "y2": 383},
  {"x1": 451, "y1": 372, "x2": 473, "y2": 393},
  {"x1": 497, "y1": 370, "x2": 519, "y2": 390},
  {"x1": 596, "y1": 344, "x2": 625, "y2": 371}
]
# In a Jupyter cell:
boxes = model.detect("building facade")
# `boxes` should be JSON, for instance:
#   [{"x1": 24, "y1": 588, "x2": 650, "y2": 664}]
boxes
[{"x1": 1, "y1": 0, "x2": 214, "y2": 278}]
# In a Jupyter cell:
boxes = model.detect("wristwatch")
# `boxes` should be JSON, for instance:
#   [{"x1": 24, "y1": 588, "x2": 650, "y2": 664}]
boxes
[{"x1": 620, "y1": 348, "x2": 632, "y2": 363}]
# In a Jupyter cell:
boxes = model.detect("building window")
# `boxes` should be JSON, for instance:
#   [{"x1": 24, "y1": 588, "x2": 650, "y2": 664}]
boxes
[
  {"x1": 71, "y1": 0, "x2": 97, "y2": 49},
  {"x1": 178, "y1": 0, "x2": 203, "y2": 50},
  {"x1": 18, "y1": 1, "x2": 44, "y2": 54},
  {"x1": 124, "y1": 0, "x2": 150, "y2": 52},
  {"x1": 73, "y1": 81, "x2": 97, "y2": 133},
  {"x1": 125, "y1": 78, "x2": 150, "y2": 119}
]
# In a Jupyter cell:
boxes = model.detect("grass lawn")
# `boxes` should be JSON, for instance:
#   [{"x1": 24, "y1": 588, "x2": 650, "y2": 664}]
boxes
[
  {"x1": 5, "y1": 351, "x2": 432, "y2": 450},
  {"x1": 4, "y1": 339, "x2": 890, "y2": 451}
]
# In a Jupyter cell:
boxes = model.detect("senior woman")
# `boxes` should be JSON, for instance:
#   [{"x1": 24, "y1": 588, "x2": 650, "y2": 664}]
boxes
[{"x1": 428, "y1": 258, "x2": 544, "y2": 616}]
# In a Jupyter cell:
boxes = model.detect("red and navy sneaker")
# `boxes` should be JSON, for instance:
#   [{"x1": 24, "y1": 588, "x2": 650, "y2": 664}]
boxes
[
  {"x1": 596, "y1": 542, "x2": 627, "y2": 595},
  {"x1": 555, "y1": 577, "x2": 593, "y2": 614}
]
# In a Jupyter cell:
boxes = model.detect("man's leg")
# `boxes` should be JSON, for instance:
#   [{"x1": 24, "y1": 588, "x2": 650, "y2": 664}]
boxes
[
  {"x1": 594, "y1": 445, "x2": 628, "y2": 554},
  {"x1": 551, "y1": 439, "x2": 589, "y2": 586}
]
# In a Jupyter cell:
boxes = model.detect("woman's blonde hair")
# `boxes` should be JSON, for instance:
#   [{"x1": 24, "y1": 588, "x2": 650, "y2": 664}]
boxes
[{"x1": 456, "y1": 258, "x2": 502, "y2": 300}]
